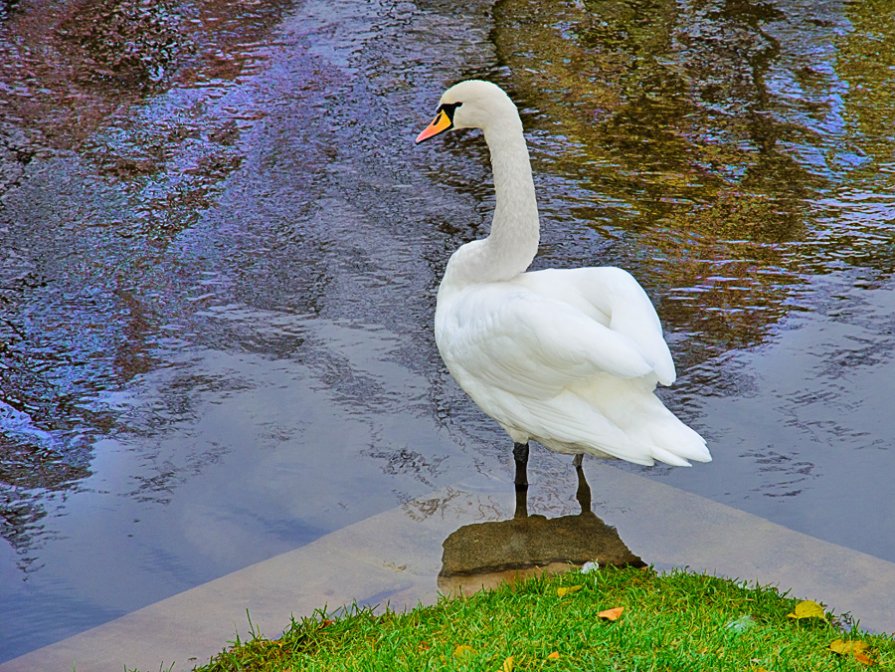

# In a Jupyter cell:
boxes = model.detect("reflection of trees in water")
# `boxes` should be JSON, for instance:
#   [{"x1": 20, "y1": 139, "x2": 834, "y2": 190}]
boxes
[
  {"x1": 493, "y1": 0, "x2": 893, "y2": 363},
  {"x1": 836, "y1": 0, "x2": 895, "y2": 165},
  {"x1": 0, "y1": 0, "x2": 297, "y2": 562},
  {"x1": 820, "y1": 0, "x2": 895, "y2": 277},
  {"x1": 0, "y1": 267, "x2": 141, "y2": 567},
  {"x1": 0, "y1": 274, "x2": 92, "y2": 569},
  {"x1": 439, "y1": 468, "x2": 643, "y2": 596},
  {"x1": 0, "y1": 436, "x2": 89, "y2": 570}
]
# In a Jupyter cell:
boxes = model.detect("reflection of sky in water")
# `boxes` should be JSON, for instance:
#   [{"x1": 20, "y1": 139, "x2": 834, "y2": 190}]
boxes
[{"x1": 1, "y1": 0, "x2": 894, "y2": 662}]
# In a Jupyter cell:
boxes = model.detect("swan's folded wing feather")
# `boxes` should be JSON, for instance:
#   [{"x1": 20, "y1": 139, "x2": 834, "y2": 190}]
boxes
[
  {"x1": 520, "y1": 267, "x2": 677, "y2": 385},
  {"x1": 440, "y1": 287, "x2": 653, "y2": 397}
]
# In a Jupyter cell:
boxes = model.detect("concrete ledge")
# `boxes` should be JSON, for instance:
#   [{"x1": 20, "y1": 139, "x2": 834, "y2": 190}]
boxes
[
  {"x1": 584, "y1": 465, "x2": 895, "y2": 632},
  {"x1": 3, "y1": 465, "x2": 893, "y2": 671}
]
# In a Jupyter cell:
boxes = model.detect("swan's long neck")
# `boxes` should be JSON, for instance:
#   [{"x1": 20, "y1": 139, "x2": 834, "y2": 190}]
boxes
[
  {"x1": 487, "y1": 122, "x2": 540, "y2": 271},
  {"x1": 443, "y1": 117, "x2": 540, "y2": 287}
]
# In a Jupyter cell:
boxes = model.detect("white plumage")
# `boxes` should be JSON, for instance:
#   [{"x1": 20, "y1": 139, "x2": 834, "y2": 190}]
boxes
[{"x1": 416, "y1": 80, "x2": 710, "y2": 477}]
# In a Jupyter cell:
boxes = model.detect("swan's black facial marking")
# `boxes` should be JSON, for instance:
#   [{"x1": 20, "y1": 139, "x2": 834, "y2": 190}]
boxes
[
  {"x1": 438, "y1": 102, "x2": 462, "y2": 122},
  {"x1": 415, "y1": 102, "x2": 463, "y2": 144}
]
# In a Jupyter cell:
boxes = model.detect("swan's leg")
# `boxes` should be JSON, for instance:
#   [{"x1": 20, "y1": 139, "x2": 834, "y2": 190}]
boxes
[
  {"x1": 513, "y1": 482, "x2": 529, "y2": 519},
  {"x1": 512, "y1": 441, "x2": 529, "y2": 489},
  {"x1": 574, "y1": 459, "x2": 592, "y2": 513},
  {"x1": 572, "y1": 453, "x2": 583, "y2": 468}
]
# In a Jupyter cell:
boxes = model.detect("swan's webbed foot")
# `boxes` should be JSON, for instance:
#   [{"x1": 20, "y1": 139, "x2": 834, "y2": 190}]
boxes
[{"x1": 513, "y1": 441, "x2": 529, "y2": 489}]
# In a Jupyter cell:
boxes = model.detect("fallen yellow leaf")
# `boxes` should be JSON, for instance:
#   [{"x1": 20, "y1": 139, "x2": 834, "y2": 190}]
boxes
[
  {"x1": 557, "y1": 585, "x2": 583, "y2": 597},
  {"x1": 830, "y1": 639, "x2": 869, "y2": 655},
  {"x1": 831, "y1": 639, "x2": 875, "y2": 665},
  {"x1": 499, "y1": 655, "x2": 514, "y2": 672},
  {"x1": 598, "y1": 606, "x2": 624, "y2": 621},
  {"x1": 786, "y1": 600, "x2": 826, "y2": 620},
  {"x1": 453, "y1": 644, "x2": 476, "y2": 658},
  {"x1": 854, "y1": 652, "x2": 876, "y2": 666},
  {"x1": 546, "y1": 651, "x2": 560, "y2": 660}
]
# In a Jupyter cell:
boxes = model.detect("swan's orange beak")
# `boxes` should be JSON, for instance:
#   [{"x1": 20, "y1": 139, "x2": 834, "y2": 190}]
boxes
[{"x1": 415, "y1": 109, "x2": 452, "y2": 144}]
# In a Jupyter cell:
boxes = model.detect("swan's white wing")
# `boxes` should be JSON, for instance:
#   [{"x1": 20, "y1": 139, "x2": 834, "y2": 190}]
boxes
[
  {"x1": 437, "y1": 284, "x2": 654, "y2": 400},
  {"x1": 517, "y1": 267, "x2": 677, "y2": 385},
  {"x1": 435, "y1": 272, "x2": 708, "y2": 467}
]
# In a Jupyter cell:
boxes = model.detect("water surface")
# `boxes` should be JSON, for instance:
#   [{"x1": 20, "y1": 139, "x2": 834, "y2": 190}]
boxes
[{"x1": 1, "y1": 0, "x2": 893, "y2": 660}]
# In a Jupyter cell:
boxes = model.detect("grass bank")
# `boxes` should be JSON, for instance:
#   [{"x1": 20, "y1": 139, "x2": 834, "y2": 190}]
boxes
[{"x1": 172, "y1": 566, "x2": 894, "y2": 671}]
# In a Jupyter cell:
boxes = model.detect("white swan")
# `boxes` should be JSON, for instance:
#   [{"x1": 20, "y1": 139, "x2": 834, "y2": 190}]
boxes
[{"x1": 416, "y1": 80, "x2": 711, "y2": 486}]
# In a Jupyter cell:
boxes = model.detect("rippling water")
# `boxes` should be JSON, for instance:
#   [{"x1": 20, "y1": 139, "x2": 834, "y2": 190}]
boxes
[
  {"x1": 1, "y1": 0, "x2": 893, "y2": 660},
  {"x1": 491, "y1": 0, "x2": 894, "y2": 550}
]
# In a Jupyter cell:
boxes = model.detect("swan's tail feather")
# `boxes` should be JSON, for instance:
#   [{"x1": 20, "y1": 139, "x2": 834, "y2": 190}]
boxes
[
  {"x1": 488, "y1": 379, "x2": 711, "y2": 468},
  {"x1": 565, "y1": 384, "x2": 711, "y2": 467},
  {"x1": 649, "y1": 446, "x2": 692, "y2": 467},
  {"x1": 646, "y1": 418, "x2": 711, "y2": 465}
]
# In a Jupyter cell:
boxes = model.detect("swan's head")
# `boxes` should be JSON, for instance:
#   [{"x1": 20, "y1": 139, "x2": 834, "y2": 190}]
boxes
[{"x1": 415, "y1": 80, "x2": 519, "y2": 144}]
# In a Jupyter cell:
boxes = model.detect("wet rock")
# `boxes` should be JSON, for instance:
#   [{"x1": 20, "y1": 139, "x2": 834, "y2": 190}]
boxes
[
  {"x1": 441, "y1": 510, "x2": 644, "y2": 577},
  {"x1": 441, "y1": 470, "x2": 644, "y2": 584}
]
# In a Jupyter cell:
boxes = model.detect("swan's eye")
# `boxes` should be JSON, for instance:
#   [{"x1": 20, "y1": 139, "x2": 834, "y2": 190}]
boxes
[{"x1": 439, "y1": 102, "x2": 462, "y2": 121}]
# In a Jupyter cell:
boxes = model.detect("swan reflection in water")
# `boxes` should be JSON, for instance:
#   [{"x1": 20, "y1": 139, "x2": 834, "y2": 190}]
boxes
[{"x1": 438, "y1": 466, "x2": 644, "y2": 597}]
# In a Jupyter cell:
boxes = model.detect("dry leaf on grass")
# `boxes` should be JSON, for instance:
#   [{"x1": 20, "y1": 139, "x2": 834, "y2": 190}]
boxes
[
  {"x1": 831, "y1": 639, "x2": 875, "y2": 665},
  {"x1": 557, "y1": 585, "x2": 582, "y2": 597},
  {"x1": 831, "y1": 640, "x2": 869, "y2": 655},
  {"x1": 598, "y1": 606, "x2": 624, "y2": 621},
  {"x1": 453, "y1": 644, "x2": 476, "y2": 659},
  {"x1": 854, "y1": 652, "x2": 876, "y2": 666},
  {"x1": 786, "y1": 600, "x2": 826, "y2": 620}
]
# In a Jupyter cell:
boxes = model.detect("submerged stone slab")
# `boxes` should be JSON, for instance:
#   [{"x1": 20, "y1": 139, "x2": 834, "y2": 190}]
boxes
[{"x1": 3, "y1": 463, "x2": 894, "y2": 671}]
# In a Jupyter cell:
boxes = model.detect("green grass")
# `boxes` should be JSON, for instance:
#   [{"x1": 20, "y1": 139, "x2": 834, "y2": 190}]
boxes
[{"x1": 179, "y1": 567, "x2": 894, "y2": 671}]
